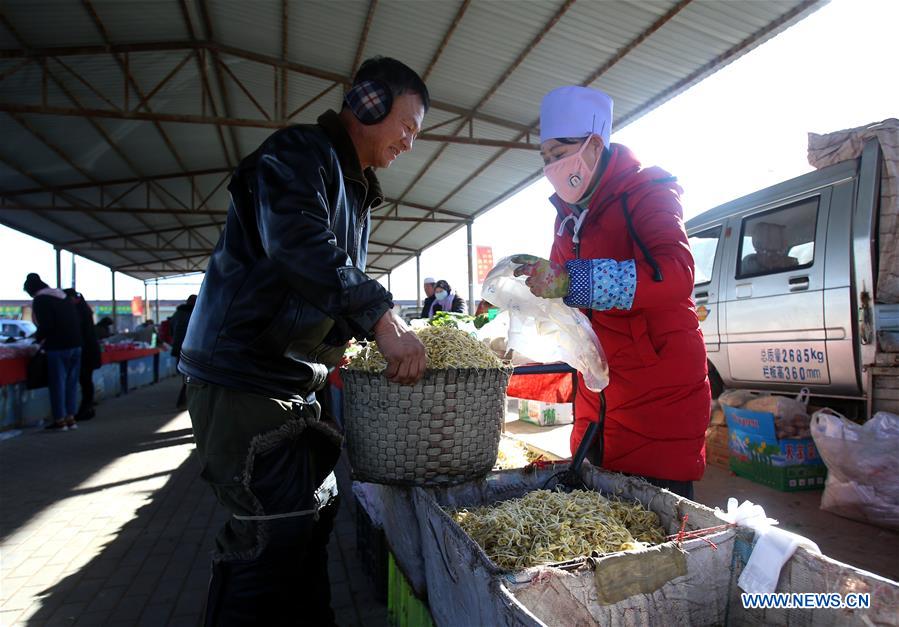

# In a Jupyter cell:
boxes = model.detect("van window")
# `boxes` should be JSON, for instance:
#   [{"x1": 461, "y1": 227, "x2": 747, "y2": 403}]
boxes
[
  {"x1": 688, "y1": 227, "x2": 721, "y2": 285},
  {"x1": 738, "y1": 197, "x2": 818, "y2": 278}
]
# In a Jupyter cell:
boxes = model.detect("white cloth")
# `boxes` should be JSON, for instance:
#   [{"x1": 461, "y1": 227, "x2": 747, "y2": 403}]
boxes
[
  {"x1": 738, "y1": 526, "x2": 820, "y2": 593},
  {"x1": 715, "y1": 497, "x2": 820, "y2": 594}
]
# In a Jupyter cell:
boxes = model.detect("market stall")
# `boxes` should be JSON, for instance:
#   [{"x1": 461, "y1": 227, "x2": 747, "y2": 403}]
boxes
[
  {"x1": 0, "y1": 341, "x2": 178, "y2": 430},
  {"x1": 340, "y1": 300, "x2": 898, "y2": 626}
]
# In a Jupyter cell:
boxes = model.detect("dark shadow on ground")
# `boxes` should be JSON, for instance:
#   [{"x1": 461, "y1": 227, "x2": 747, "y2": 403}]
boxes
[
  {"x1": 2, "y1": 376, "x2": 388, "y2": 626},
  {"x1": 24, "y1": 450, "x2": 219, "y2": 626},
  {"x1": 0, "y1": 378, "x2": 189, "y2": 545},
  {"x1": 133, "y1": 435, "x2": 196, "y2": 453}
]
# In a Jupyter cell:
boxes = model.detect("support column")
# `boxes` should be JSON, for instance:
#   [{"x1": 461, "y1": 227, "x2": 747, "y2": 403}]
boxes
[
  {"x1": 467, "y1": 222, "x2": 475, "y2": 314},
  {"x1": 144, "y1": 281, "x2": 149, "y2": 322},
  {"x1": 415, "y1": 253, "x2": 422, "y2": 310},
  {"x1": 111, "y1": 269, "x2": 117, "y2": 330},
  {"x1": 387, "y1": 272, "x2": 392, "y2": 294},
  {"x1": 155, "y1": 278, "x2": 160, "y2": 323},
  {"x1": 55, "y1": 247, "x2": 61, "y2": 288},
  {"x1": 71, "y1": 253, "x2": 76, "y2": 289}
]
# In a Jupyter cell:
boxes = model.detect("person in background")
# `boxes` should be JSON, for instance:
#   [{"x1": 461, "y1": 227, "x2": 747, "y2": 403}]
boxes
[
  {"x1": 158, "y1": 317, "x2": 173, "y2": 347},
  {"x1": 427, "y1": 279, "x2": 465, "y2": 318},
  {"x1": 63, "y1": 289, "x2": 101, "y2": 421},
  {"x1": 178, "y1": 56, "x2": 428, "y2": 625},
  {"x1": 418, "y1": 276, "x2": 436, "y2": 318},
  {"x1": 740, "y1": 222, "x2": 799, "y2": 275},
  {"x1": 169, "y1": 294, "x2": 196, "y2": 409},
  {"x1": 95, "y1": 316, "x2": 114, "y2": 340},
  {"x1": 512, "y1": 85, "x2": 710, "y2": 499},
  {"x1": 24, "y1": 273, "x2": 82, "y2": 431},
  {"x1": 132, "y1": 319, "x2": 157, "y2": 345}
]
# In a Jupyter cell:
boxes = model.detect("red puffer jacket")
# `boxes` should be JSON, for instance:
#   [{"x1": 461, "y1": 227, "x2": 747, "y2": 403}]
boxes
[{"x1": 549, "y1": 144, "x2": 710, "y2": 482}]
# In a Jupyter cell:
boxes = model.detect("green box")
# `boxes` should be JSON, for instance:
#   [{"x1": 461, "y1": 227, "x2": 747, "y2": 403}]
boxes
[
  {"x1": 388, "y1": 552, "x2": 433, "y2": 627},
  {"x1": 728, "y1": 455, "x2": 826, "y2": 492}
]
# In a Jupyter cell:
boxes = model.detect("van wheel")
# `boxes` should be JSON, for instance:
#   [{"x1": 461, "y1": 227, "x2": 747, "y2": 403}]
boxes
[{"x1": 708, "y1": 363, "x2": 724, "y2": 401}]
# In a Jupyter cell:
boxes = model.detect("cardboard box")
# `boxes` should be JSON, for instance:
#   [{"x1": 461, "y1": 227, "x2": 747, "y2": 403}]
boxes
[
  {"x1": 709, "y1": 407, "x2": 726, "y2": 426},
  {"x1": 724, "y1": 405, "x2": 826, "y2": 491},
  {"x1": 517, "y1": 399, "x2": 573, "y2": 426},
  {"x1": 705, "y1": 424, "x2": 730, "y2": 470}
]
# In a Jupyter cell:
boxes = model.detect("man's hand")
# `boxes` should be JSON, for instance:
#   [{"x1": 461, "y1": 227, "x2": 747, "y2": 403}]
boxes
[
  {"x1": 511, "y1": 254, "x2": 570, "y2": 299},
  {"x1": 373, "y1": 310, "x2": 427, "y2": 385}
]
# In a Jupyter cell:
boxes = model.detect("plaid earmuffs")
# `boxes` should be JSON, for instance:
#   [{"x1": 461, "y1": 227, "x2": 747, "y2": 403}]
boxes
[{"x1": 343, "y1": 79, "x2": 393, "y2": 125}]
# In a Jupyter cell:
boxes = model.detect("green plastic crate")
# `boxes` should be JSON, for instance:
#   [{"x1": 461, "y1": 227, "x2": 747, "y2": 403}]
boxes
[
  {"x1": 388, "y1": 552, "x2": 433, "y2": 627},
  {"x1": 729, "y1": 454, "x2": 827, "y2": 492}
]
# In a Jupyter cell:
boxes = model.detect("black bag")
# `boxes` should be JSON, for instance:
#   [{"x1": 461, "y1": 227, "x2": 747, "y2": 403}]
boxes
[{"x1": 26, "y1": 350, "x2": 49, "y2": 390}]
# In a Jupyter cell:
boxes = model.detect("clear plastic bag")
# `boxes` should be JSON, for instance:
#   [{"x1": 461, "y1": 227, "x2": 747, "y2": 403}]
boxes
[
  {"x1": 481, "y1": 256, "x2": 609, "y2": 392},
  {"x1": 743, "y1": 388, "x2": 811, "y2": 439},
  {"x1": 810, "y1": 409, "x2": 899, "y2": 529}
]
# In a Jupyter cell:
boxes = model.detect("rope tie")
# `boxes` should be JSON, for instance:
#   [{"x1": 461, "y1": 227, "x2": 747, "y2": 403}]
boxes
[
  {"x1": 557, "y1": 213, "x2": 577, "y2": 237},
  {"x1": 233, "y1": 508, "x2": 319, "y2": 522}
]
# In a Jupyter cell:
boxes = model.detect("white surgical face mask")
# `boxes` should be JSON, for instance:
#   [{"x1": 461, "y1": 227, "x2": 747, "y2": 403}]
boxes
[{"x1": 434, "y1": 290, "x2": 447, "y2": 300}]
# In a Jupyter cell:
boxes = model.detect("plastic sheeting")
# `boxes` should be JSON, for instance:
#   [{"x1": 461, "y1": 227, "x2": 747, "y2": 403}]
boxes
[
  {"x1": 481, "y1": 257, "x2": 609, "y2": 392},
  {"x1": 808, "y1": 119, "x2": 899, "y2": 303},
  {"x1": 811, "y1": 410, "x2": 899, "y2": 530}
]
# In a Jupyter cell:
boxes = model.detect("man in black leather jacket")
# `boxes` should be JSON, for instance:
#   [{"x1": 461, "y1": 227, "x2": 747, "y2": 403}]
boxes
[{"x1": 179, "y1": 57, "x2": 428, "y2": 626}]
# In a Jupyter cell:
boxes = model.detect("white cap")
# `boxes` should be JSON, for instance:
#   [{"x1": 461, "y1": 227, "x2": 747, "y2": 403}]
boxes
[
  {"x1": 423, "y1": 277, "x2": 436, "y2": 284},
  {"x1": 540, "y1": 85, "x2": 613, "y2": 147}
]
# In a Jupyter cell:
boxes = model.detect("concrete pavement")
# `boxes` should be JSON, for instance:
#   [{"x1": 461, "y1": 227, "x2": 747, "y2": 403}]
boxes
[{"x1": 0, "y1": 376, "x2": 386, "y2": 626}]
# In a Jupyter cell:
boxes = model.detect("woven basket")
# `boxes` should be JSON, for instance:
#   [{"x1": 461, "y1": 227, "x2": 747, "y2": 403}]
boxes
[{"x1": 342, "y1": 368, "x2": 511, "y2": 486}]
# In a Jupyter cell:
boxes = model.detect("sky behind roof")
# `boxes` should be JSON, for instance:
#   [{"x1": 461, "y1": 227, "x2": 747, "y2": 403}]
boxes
[{"x1": 1, "y1": 0, "x2": 896, "y2": 305}]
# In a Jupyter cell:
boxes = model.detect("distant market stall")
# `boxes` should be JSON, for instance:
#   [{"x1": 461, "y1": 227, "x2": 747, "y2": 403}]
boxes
[{"x1": 0, "y1": 341, "x2": 178, "y2": 430}]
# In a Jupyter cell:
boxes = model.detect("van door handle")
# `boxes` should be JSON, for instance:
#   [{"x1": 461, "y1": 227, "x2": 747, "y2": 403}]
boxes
[
  {"x1": 694, "y1": 291, "x2": 709, "y2": 303},
  {"x1": 789, "y1": 276, "x2": 810, "y2": 292},
  {"x1": 736, "y1": 284, "x2": 752, "y2": 299}
]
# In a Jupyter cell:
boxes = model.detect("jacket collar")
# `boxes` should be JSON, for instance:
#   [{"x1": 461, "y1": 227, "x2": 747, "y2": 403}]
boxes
[
  {"x1": 34, "y1": 287, "x2": 67, "y2": 300},
  {"x1": 317, "y1": 110, "x2": 383, "y2": 209}
]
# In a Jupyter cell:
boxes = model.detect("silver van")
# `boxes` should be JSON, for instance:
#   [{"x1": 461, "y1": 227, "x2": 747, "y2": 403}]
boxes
[{"x1": 686, "y1": 133, "x2": 899, "y2": 418}]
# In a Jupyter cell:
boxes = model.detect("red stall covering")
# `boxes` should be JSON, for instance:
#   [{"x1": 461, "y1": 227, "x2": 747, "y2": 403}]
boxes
[
  {"x1": 0, "y1": 358, "x2": 27, "y2": 387},
  {"x1": 0, "y1": 347, "x2": 160, "y2": 387},
  {"x1": 506, "y1": 371, "x2": 574, "y2": 403},
  {"x1": 101, "y1": 348, "x2": 159, "y2": 364}
]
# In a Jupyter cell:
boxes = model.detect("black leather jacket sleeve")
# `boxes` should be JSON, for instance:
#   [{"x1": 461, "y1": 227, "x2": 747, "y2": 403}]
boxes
[{"x1": 253, "y1": 131, "x2": 391, "y2": 339}]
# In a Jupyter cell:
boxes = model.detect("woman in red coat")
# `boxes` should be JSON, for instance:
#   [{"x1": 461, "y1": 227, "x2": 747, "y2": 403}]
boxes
[{"x1": 513, "y1": 85, "x2": 710, "y2": 498}]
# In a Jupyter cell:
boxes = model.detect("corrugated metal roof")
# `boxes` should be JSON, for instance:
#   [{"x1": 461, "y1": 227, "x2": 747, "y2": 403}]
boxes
[{"x1": 0, "y1": 0, "x2": 825, "y2": 280}]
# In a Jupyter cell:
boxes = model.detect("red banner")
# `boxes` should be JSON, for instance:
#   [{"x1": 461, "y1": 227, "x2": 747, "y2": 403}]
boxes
[
  {"x1": 476, "y1": 246, "x2": 494, "y2": 283},
  {"x1": 131, "y1": 296, "x2": 144, "y2": 316}
]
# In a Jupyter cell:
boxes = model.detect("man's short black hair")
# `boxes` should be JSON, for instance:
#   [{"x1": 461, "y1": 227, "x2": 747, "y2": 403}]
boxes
[{"x1": 351, "y1": 56, "x2": 430, "y2": 113}]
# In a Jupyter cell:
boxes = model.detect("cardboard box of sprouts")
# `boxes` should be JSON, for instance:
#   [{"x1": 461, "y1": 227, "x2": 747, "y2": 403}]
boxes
[{"x1": 342, "y1": 323, "x2": 513, "y2": 486}]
